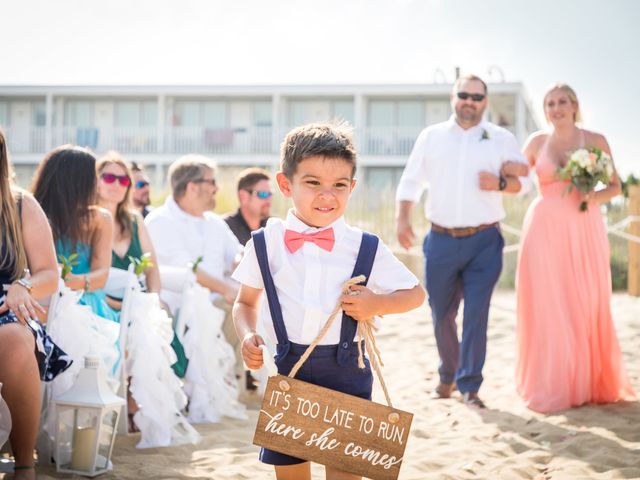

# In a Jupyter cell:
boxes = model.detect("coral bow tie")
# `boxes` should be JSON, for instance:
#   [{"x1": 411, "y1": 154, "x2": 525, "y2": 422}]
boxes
[{"x1": 284, "y1": 228, "x2": 335, "y2": 253}]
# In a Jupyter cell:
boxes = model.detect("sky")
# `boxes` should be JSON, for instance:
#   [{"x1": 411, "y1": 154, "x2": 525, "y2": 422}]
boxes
[{"x1": 2, "y1": 0, "x2": 639, "y2": 174}]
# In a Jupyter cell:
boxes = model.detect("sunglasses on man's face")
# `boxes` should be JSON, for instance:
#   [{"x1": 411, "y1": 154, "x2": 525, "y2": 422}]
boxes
[
  {"x1": 101, "y1": 172, "x2": 131, "y2": 187},
  {"x1": 457, "y1": 91, "x2": 486, "y2": 102},
  {"x1": 193, "y1": 178, "x2": 216, "y2": 186},
  {"x1": 135, "y1": 180, "x2": 149, "y2": 189},
  {"x1": 247, "y1": 190, "x2": 272, "y2": 199}
]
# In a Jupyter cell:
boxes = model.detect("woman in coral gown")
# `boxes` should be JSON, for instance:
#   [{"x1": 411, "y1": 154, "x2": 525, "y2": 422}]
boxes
[{"x1": 515, "y1": 83, "x2": 635, "y2": 413}]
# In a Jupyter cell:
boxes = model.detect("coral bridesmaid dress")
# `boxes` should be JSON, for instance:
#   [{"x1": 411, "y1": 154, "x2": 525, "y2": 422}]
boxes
[{"x1": 515, "y1": 136, "x2": 635, "y2": 413}]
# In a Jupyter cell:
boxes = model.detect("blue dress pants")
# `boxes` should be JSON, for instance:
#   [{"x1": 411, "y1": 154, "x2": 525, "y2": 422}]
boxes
[{"x1": 423, "y1": 226, "x2": 504, "y2": 393}]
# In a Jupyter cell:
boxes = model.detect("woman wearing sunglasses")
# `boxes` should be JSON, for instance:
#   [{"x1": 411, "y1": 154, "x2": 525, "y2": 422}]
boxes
[
  {"x1": 32, "y1": 145, "x2": 119, "y2": 323},
  {"x1": 96, "y1": 152, "x2": 162, "y2": 301},
  {"x1": 97, "y1": 152, "x2": 187, "y2": 436}
]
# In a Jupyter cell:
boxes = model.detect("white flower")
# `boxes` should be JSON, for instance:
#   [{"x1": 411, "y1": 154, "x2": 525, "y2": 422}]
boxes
[{"x1": 570, "y1": 148, "x2": 591, "y2": 169}]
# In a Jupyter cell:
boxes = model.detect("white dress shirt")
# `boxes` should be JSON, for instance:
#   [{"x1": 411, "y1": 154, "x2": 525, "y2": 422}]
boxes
[
  {"x1": 145, "y1": 196, "x2": 240, "y2": 307},
  {"x1": 395, "y1": 116, "x2": 531, "y2": 228},
  {"x1": 232, "y1": 210, "x2": 419, "y2": 346}
]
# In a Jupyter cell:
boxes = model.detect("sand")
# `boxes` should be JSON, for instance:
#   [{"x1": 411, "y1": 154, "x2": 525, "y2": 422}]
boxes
[{"x1": 4, "y1": 291, "x2": 639, "y2": 479}]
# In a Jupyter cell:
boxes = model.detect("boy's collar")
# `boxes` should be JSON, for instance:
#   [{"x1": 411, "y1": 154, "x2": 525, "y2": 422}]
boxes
[{"x1": 285, "y1": 209, "x2": 346, "y2": 242}]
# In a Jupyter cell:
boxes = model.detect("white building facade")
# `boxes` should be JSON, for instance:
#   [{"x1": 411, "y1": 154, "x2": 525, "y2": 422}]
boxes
[{"x1": 0, "y1": 83, "x2": 539, "y2": 189}]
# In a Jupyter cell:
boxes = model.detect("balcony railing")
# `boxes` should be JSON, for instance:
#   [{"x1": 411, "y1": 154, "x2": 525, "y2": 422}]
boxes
[
  {"x1": 1, "y1": 124, "x2": 517, "y2": 157},
  {"x1": 2, "y1": 126, "x2": 46, "y2": 153},
  {"x1": 166, "y1": 126, "x2": 272, "y2": 154},
  {"x1": 358, "y1": 126, "x2": 424, "y2": 156}
]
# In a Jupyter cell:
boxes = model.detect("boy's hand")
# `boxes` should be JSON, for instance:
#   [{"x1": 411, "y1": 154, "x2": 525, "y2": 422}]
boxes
[
  {"x1": 340, "y1": 285, "x2": 380, "y2": 321},
  {"x1": 242, "y1": 332, "x2": 265, "y2": 370}
]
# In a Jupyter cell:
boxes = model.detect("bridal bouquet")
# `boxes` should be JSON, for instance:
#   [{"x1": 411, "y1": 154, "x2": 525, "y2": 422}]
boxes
[{"x1": 557, "y1": 147, "x2": 614, "y2": 211}]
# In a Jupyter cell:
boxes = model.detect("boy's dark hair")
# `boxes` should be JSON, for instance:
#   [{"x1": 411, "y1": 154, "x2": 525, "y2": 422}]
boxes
[
  {"x1": 237, "y1": 167, "x2": 271, "y2": 192},
  {"x1": 280, "y1": 121, "x2": 357, "y2": 179}
]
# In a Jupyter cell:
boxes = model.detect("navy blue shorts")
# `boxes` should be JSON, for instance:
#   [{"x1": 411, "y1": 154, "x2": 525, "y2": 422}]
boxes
[{"x1": 259, "y1": 341, "x2": 373, "y2": 466}]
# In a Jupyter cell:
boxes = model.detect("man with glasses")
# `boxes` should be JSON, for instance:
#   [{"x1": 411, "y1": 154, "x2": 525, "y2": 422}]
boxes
[
  {"x1": 146, "y1": 154, "x2": 240, "y2": 311},
  {"x1": 131, "y1": 162, "x2": 152, "y2": 218},
  {"x1": 223, "y1": 168, "x2": 273, "y2": 247},
  {"x1": 395, "y1": 74, "x2": 530, "y2": 408},
  {"x1": 223, "y1": 167, "x2": 272, "y2": 391}
]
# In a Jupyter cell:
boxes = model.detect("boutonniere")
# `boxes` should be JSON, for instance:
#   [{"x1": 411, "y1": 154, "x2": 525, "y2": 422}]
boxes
[{"x1": 480, "y1": 129, "x2": 490, "y2": 141}]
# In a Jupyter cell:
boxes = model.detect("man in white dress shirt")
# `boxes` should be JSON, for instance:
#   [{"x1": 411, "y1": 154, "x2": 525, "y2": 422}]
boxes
[
  {"x1": 395, "y1": 74, "x2": 530, "y2": 407},
  {"x1": 145, "y1": 155, "x2": 241, "y2": 351}
]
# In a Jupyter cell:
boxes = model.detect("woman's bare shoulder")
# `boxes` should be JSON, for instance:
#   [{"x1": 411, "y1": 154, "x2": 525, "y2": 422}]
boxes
[
  {"x1": 88, "y1": 206, "x2": 113, "y2": 229},
  {"x1": 581, "y1": 128, "x2": 608, "y2": 149}
]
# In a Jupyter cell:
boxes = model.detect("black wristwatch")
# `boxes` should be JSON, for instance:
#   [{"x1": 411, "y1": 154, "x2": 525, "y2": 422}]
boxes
[{"x1": 498, "y1": 175, "x2": 507, "y2": 191}]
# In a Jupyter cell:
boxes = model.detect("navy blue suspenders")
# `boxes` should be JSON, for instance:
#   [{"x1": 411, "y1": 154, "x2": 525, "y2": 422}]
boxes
[{"x1": 252, "y1": 229, "x2": 379, "y2": 365}]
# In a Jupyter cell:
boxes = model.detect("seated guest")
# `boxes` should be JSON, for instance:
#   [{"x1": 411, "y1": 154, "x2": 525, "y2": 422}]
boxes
[
  {"x1": 0, "y1": 130, "x2": 71, "y2": 480},
  {"x1": 32, "y1": 145, "x2": 119, "y2": 323},
  {"x1": 223, "y1": 167, "x2": 272, "y2": 391},
  {"x1": 96, "y1": 152, "x2": 162, "y2": 301},
  {"x1": 145, "y1": 155, "x2": 244, "y2": 414},
  {"x1": 145, "y1": 154, "x2": 240, "y2": 312},
  {"x1": 97, "y1": 152, "x2": 192, "y2": 435},
  {"x1": 131, "y1": 161, "x2": 152, "y2": 218},
  {"x1": 223, "y1": 167, "x2": 273, "y2": 245}
]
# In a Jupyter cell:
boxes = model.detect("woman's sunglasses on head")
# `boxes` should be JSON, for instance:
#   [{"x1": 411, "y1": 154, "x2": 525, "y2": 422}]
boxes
[{"x1": 100, "y1": 172, "x2": 131, "y2": 187}]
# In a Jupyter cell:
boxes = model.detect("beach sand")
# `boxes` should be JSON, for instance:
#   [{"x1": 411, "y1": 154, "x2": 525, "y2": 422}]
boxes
[{"x1": 4, "y1": 291, "x2": 639, "y2": 479}]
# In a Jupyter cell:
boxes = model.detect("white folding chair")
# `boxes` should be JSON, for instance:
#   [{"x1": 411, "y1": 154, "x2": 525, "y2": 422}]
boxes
[
  {"x1": 104, "y1": 265, "x2": 139, "y2": 435},
  {"x1": 157, "y1": 265, "x2": 196, "y2": 343}
]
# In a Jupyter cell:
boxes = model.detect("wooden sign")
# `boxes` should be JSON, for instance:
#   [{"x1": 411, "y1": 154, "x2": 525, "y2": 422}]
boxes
[{"x1": 254, "y1": 374, "x2": 413, "y2": 480}]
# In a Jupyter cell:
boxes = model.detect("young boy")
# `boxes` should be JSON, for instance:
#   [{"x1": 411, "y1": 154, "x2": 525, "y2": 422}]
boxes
[{"x1": 232, "y1": 122, "x2": 425, "y2": 480}]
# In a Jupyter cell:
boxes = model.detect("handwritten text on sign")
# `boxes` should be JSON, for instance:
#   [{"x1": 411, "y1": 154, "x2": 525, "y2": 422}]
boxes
[{"x1": 253, "y1": 375, "x2": 413, "y2": 480}]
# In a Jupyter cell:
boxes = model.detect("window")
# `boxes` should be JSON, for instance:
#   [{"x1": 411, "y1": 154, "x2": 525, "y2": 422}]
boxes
[
  {"x1": 288, "y1": 99, "x2": 354, "y2": 127},
  {"x1": 254, "y1": 101, "x2": 272, "y2": 127},
  {"x1": 203, "y1": 102, "x2": 226, "y2": 128},
  {"x1": 174, "y1": 101, "x2": 200, "y2": 127},
  {"x1": 115, "y1": 100, "x2": 157, "y2": 127},
  {"x1": 141, "y1": 101, "x2": 157, "y2": 127},
  {"x1": 66, "y1": 101, "x2": 93, "y2": 126},
  {"x1": 32, "y1": 102, "x2": 46, "y2": 126},
  {"x1": 368, "y1": 100, "x2": 423, "y2": 127},
  {"x1": 115, "y1": 102, "x2": 139, "y2": 127},
  {"x1": 333, "y1": 101, "x2": 354, "y2": 124}
]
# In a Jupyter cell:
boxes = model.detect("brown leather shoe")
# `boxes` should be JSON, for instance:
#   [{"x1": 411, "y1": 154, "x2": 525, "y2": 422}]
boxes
[
  {"x1": 430, "y1": 382, "x2": 456, "y2": 399},
  {"x1": 462, "y1": 392, "x2": 486, "y2": 409}
]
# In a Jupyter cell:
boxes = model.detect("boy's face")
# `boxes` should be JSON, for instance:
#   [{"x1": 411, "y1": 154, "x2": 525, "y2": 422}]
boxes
[{"x1": 276, "y1": 156, "x2": 356, "y2": 229}]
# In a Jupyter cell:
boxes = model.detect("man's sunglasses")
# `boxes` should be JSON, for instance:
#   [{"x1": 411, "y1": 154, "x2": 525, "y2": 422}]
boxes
[
  {"x1": 247, "y1": 190, "x2": 272, "y2": 199},
  {"x1": 457, "y1": 91, "x2": 486, "y2": 102},
  {"x1": 101, "y1": 172, "x2": 131, "y2": 187},
  {"x1": 193, "y1": 178, "x2": 216, "y2": 186},
  {"x1": 135, "y1": 180, "x2": 149, "y2": 189}
]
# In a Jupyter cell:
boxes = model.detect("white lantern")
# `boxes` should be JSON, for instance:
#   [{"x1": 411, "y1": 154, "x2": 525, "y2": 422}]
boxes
[{"x1": 54, "y1": 356, "x2": 125, "y2": 477}]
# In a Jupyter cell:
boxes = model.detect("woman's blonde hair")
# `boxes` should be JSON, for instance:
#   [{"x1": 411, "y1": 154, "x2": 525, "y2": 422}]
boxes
[
  {"x1": 0, "y1": 130, "x2": 28, "y2": 280},
  {"x1": 97, "y1": 151, "x2": 134, "y2": 237},
  {"x1": 543, "y1": 83, "x2": 582, "y2": 124}
]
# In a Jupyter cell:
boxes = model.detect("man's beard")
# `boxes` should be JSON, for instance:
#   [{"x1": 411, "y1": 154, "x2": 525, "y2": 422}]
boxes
[{"x1": 457, "y1": 105, "x2": 480, "y2": 123}]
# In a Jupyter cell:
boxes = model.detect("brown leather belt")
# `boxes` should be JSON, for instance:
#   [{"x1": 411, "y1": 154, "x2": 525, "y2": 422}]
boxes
[{"x1": 430, "y1": 222, "x2": 499, "y2": 238}]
